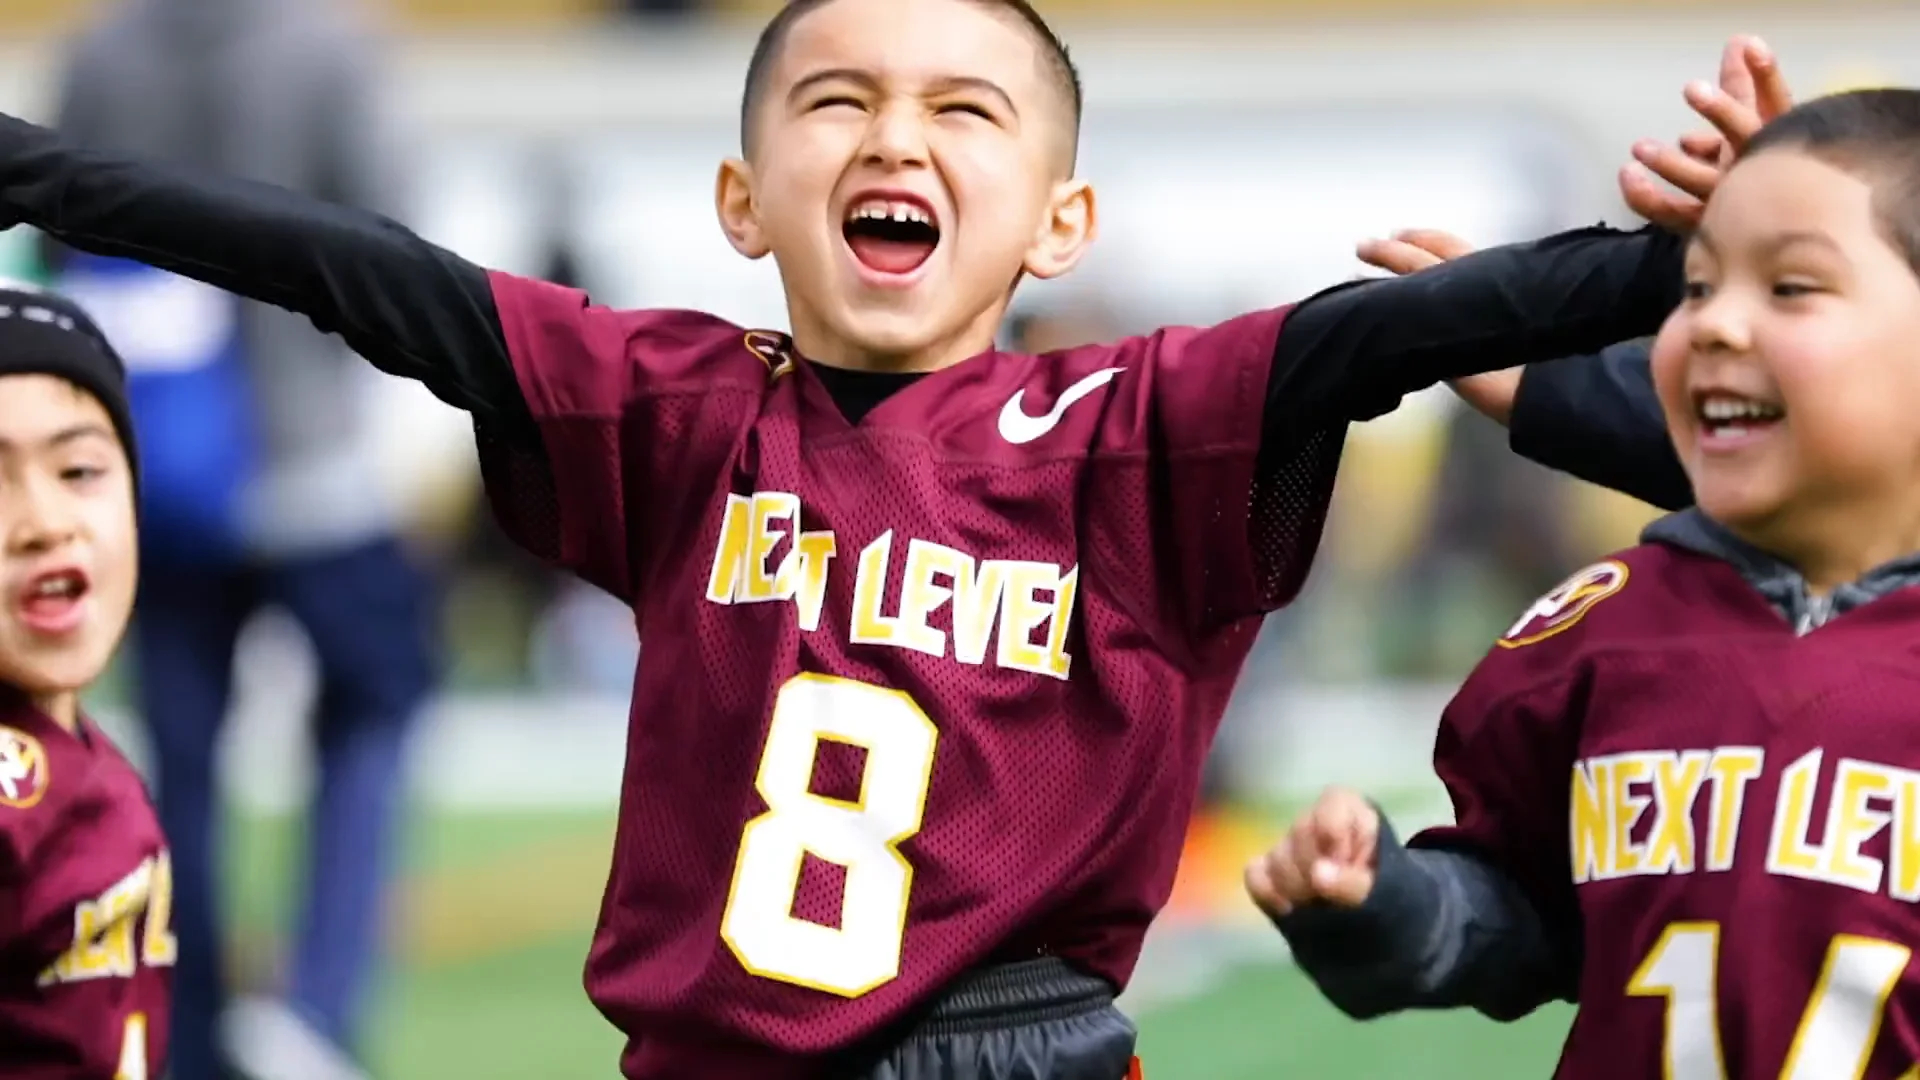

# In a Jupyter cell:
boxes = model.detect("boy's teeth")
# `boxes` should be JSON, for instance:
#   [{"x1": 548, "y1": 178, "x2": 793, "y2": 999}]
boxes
[
  {"x1": 1699, "y1": 397, "x2": 1783, "y2": 422},
  {"x1": 849, "y1": 200, "x2": 932, "y2": 225}
]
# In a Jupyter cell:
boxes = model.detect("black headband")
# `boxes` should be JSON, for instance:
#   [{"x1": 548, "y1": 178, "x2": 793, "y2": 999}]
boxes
[{"x1": 0, "y1": 284, "x2": 138, "y2": 482}]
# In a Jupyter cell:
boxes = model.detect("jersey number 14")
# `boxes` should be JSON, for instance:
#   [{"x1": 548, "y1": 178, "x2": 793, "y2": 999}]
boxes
[
  {"x1": 1631, "y1": 920, "x2": 1916, "y2": 1078},
  {"x1": 720, "y1": 674, "x2": 939, "y2": 997}
]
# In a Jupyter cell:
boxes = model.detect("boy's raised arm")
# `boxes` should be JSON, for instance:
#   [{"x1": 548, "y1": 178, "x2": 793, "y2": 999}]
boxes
[
  {"x1": 0, "y1": 112, "x2": 528, "y2": 432},
  {"x1": 1263, "y1": 223, "x2": 1684, "y2": 439}
]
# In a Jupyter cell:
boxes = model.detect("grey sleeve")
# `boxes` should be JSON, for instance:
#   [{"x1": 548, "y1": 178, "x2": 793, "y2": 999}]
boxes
[{"x1": 1271, "y1": 815, "x2": 1580, "y2": 1022}]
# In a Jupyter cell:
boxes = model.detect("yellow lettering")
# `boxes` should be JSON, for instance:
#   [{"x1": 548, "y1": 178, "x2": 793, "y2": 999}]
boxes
[
  {"x1": 141, "y1": 852, "x2": 175, "y2": 967},
  {"x1": 1042, "y1": 566, "x2": 1077, "y2": 680},
  {"x1": 995, "y1": 562, "x2": 1064, "y2": 679},
  {"x1": 41, "y1": 860, "x2": 151, "y2": 985},
  {"x1": 791, "y1": 531, "x2": 837, "y2": 633},
  {"x1": 950, "y1": 559, "x2": 1008, "y2": 666},
  {"x1": 1890, "y1": 772, "x2": 1920, "y2": 902},
  {"x1": 1704, "y1": 747, "x2": 1763, "y2": 872},
  {"x1": 1767, "y1": 749, "x2": 1827, "y2": 881},
  {"x1": 1609, "y1": 754, "x2": 1653, "y2": 876},
  {"x1": 850, "y1": 531, "x2": 899, "y2": 646},
  {"x1": 1645, "y1": 751, "x2": 1710, "y2": 875},
  {"x1": 1571, "y1": 759, "x2": 1612, "y2": 883},
  {"x1": 702, "y1": 494, "x2": 1078, "y2": 679},
  {"x1": 705, "y1": 494, "x2": 753, "y2": 603},
  {"x1": 1823, "y1": 760, "x2": 1894, "y2": 893},
  {"x1": 744, "y1": 493, "x2": 800, "y2": 602},
  {"x1": 892, "y1": 541, "x2": 966, "y2": 658}
]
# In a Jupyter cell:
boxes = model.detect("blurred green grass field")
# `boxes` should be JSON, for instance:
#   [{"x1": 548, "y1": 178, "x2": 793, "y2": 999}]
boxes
[{"x1": 225, "y1": 808, "x2": 1570, "y2": 1080}]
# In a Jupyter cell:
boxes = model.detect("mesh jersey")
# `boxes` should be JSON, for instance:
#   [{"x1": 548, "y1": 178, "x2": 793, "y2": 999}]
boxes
[
  {"x1": 0, "y1": 701, "x2": 173, "y2": 1079},
  {"x1": 479, "y1": 272, "x2": 1344, "y2": 1079},
  {"x1": 1417, "y1": 544, "x2": 1920, "y2": 1079}
]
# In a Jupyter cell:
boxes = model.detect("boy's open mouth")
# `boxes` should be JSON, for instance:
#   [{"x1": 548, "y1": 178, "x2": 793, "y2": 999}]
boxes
[
  {"x1": 15, "y1": 566, "x2": 90, "y2": 637},
  {"x1": 843, "y1": 195, "x2": 941, "y2": 276},
  {"x1": 1694, "y1": 391, "x2": 1785, "y2": 446}
]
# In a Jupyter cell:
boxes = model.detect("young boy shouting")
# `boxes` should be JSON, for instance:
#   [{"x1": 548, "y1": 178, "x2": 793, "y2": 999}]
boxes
[{"x1": 0, "y1": 0, "x2": 1680, "y2": 1074}]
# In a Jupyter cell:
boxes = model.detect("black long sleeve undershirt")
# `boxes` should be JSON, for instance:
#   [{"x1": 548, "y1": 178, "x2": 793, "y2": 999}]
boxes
[
  {"x1": 1275, "y1": 816, "x2": 1580, "y2": 1023},
  {"x1": 0, "y1": 112, "x2": 1678, "y2": 447},
  {"x1": 1507, "y1": 339, "x2": 1694, "y2": 510},
  {"x1": 0, "y1": 113, "x2": 521, "y2": 430}
]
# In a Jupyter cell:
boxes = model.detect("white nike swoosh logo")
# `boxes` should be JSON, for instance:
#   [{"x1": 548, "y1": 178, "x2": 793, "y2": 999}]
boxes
[{"x1": 997, "y1": 367, "x2": 1123, "y2": 445}]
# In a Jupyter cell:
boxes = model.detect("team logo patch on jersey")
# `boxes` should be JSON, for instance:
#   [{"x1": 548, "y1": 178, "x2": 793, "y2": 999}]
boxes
[
  {"x1": 0, "y1": 725, "x2": 49, "y2": 809},
  {"x1": 743, "y1": 330, "x2": 794, "y2": 377},
  {"x1": 1497, "y1": 559, "x2": 1629, "y2": 649}
]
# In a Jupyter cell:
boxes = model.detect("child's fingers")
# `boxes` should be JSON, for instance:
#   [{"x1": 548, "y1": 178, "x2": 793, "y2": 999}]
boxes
[
  {"x1": 1356, "y1": 237, "x2": 1446, "y2": 276},
  {"x1": 1632, "y1": 138, "x2": 1720, "y2": 201}
]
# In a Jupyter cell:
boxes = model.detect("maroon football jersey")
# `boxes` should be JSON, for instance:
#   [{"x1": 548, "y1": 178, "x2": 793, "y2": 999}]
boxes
[
  {"x1": 0, "y1": 697, "x2": 173, "y2": 1079},
  {"x1": 1418, "y1": 544, "x2": 1920, "y2": 1079},
  {"x1": 478, "y1": 273, "x2": 1343, "y2": 1078}
]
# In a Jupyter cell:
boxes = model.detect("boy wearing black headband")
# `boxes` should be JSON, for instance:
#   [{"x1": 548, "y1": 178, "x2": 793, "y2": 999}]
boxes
[{"x1": 0, "y1": 283, "x2": 175, "y2": 1080}]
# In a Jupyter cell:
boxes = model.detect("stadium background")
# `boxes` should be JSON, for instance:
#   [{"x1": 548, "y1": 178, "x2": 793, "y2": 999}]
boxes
[{"x1": 0, "y1": 1, "x2": 1910, "y2": 1076}]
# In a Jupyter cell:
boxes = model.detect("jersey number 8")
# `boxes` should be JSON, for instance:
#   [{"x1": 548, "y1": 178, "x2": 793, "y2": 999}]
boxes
[{"x1": 720, "y1": 674, "x2": 940, "y2": 997}]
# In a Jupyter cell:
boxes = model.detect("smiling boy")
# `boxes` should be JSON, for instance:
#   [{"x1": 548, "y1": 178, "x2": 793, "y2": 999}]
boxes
[
  {"x1": 1253, "y1": 88, "x2": 1920, "y2": 1078},
  {"x1": 0, "y1": 0, "x2": 1681, "y2": 1076}
]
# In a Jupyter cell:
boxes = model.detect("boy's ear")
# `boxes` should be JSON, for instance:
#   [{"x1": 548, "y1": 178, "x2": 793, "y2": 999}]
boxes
[
  {"x1": 716, "y1": 158, "x2": 772, "y2": 259},
  {"x1": 1023, "y1": 179, "x2": 1096, "y2": 281}
]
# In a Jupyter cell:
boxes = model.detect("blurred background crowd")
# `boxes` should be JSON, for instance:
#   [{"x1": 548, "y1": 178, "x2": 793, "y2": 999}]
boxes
[{"x1": 0, "y1": 0, "x2": 1907, "y2": 1078}]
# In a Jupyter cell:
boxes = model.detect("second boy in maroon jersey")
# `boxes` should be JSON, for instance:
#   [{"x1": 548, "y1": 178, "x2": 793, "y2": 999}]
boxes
[
  {"x1": 0, "y1": 286, "x2": 173, "y2": 1079},
  {"x1": 1259, "y1": 88, "x2": 1920, "y2": 1080}
]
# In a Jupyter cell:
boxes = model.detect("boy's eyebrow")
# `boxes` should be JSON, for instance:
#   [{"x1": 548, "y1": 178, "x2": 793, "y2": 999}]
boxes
[
  {"x1": 0, "y1": 422, "x2": 115, "y2": 453},
  {"x1": 787, "y1": 68, "x2": 1018, "y2": 117},
  {"x1": 925, "y1": 75, "x2": 1019, "y2": 117},
  {"x1": 1691, "y1": 226, "x2": 1841, "y2": 258},
  {"x1": 1760, "y1": 229, "x2": 1843, "y2": 256},
  {"x1": 787, "y1": 67, "x2": 881, "y2": 104}
]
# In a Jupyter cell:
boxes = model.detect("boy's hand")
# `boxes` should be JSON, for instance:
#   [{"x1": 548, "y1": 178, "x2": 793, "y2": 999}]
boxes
[
  {"x1": 1354, "y1": 228, "x2": 1473, "y2": 276},
  {"x1": 1621, "y1": 34, "x2": 1795, "y2": 231},
  {"x1": 1355, "y1": 230, "x2": 1521, "y2": 424},
  {"x1": 1245, "y1": 786, "x2": 1381, "y2": 918}
]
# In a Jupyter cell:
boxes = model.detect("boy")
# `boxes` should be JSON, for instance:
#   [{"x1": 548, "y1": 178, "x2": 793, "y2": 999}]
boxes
[
  {"x1": 1254, "y1": 89, "x2": 1920, "y2": 1077},
  {"x1": 0, "y1": 283, "x2": 175, "y2": 1078},
  {"x1": 0, "y1": 0, "x2": 1682, "y2": 1074}
]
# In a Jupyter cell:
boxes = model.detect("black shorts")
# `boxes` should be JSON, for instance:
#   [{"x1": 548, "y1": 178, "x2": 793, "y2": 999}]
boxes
[{"x1": 840, "y1": 957, "x2": 1139, "y2": 1080}]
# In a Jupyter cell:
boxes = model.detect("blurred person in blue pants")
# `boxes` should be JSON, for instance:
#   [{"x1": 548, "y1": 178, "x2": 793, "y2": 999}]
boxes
[{"x1": 52, "y1": 1, "x2": 439, "y2": 1077}]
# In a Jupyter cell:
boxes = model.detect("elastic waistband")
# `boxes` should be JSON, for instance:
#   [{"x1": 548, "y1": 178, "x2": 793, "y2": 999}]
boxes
[{"x1": 910, "y1": 957, "x2": 1116, "y2": 1038}]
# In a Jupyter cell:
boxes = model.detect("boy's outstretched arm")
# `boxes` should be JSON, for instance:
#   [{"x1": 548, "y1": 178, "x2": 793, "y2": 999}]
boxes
[
  {"x1": 1249, "y1": 789, "x2": 1578, "y2": 1021},
  {"x1": 0, "y1": 112, "x2": 528, "y2": 434},
  {"x1": 1262, "y1": 222, "x2": 1683, "y2": 439},
  {"x1": 1355, "y1": 230, "x2": 1691, "y2": 509}
]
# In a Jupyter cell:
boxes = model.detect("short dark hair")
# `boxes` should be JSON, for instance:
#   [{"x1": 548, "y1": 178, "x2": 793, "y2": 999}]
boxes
[
  {"x1": 1741, "y1": 88, "x2": 1920, "y2": 273},
  {"x1": 738, "y1": 0, "x2": 1083, "y2": 159}
]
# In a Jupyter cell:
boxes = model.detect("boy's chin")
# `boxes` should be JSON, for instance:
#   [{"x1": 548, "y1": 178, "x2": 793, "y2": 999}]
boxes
[
  {"x1": 831, "y1": 309, "x2": 984, "y2": 367},
  {"x1": 1695, "y1": 481, "x2": 1792, "y2": 541},
  {"x1": 0, "y1": 646, "x2": 113, "y2": 705}
]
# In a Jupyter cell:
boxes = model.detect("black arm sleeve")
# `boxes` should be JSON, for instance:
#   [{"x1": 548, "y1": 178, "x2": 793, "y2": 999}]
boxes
[
  {"x1": 1274, "y1": 817, "x2": 1580, "y2": 1022},
  {"x1": 1264, "y1": 224, "x2": 1684, "y2": 439},
  {"x1": 1509, "y1": 340, "x2": 1693, "y2": 511},
  {"x1": 0, "y1": 112, "x2": 529, "y2": 434}
]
